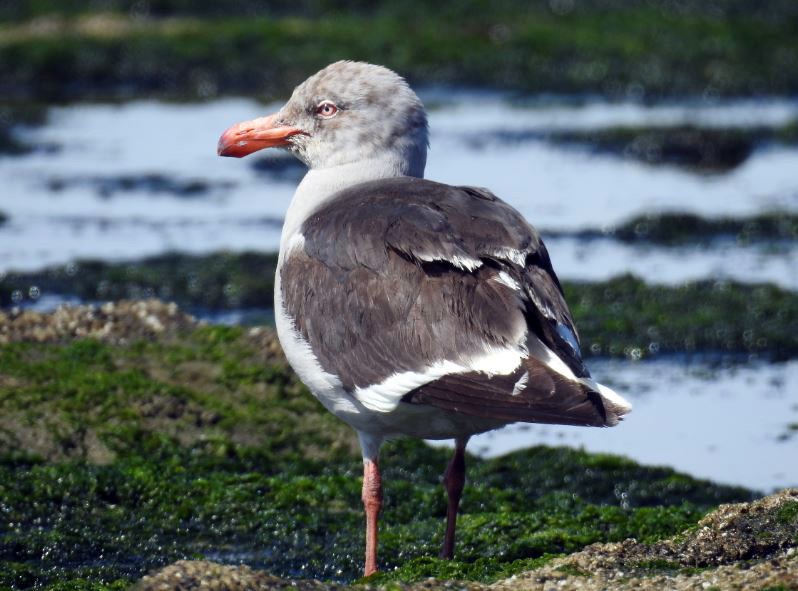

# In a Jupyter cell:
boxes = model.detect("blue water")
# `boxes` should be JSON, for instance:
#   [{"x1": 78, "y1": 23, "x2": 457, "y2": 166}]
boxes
[{"x1": 2, "y1": 93, "x2": 798, "y2": 488}]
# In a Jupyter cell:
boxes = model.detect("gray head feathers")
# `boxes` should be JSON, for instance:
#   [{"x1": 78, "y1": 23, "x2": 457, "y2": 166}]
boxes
[{"x1": 278, "y1": 61, "x2": 429, "y2": 175}]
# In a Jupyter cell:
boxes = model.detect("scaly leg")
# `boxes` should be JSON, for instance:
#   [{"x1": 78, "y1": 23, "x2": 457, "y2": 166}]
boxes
[
  {"x1": 440, "y1": 436, "x2": 469, "y2": 559},
  {"x1": 358, "y1": 432, "x2": 383, "y2": 576},
  {"x1": 362, "y1": 458, "x2": 383, "y2": 576}
]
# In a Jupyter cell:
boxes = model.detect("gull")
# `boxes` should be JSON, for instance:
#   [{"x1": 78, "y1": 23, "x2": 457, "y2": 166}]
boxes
[{"x1": 218, "y1": 61, "x2": 631, "y2": 577}]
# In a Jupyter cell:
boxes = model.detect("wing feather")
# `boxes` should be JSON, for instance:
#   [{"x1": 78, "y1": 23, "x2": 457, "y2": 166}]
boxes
[{"x1": 281, "y1": 176, "x2": 613, "y2": 426}]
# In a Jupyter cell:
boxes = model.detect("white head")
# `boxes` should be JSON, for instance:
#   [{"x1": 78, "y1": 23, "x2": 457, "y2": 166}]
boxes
[{"x1": 218, "y1": 61, "x2": 428, "y2": 177}]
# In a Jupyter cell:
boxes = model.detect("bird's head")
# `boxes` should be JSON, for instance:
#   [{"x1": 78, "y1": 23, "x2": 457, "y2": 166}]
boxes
[{"x1": 218, "y1": 61, "x2": 428, "y2": 175}]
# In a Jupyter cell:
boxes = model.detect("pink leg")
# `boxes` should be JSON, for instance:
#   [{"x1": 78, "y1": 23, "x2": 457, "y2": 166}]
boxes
[
  {"x1": 362, "y1": 458, "x2": 383, "y2": 576},
  {"x1": 440, "y1": 437, "x2": 468, "y2": 559}
]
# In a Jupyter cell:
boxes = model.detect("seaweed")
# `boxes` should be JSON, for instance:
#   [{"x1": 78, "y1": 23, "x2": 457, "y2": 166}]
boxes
[
  {"x1": 3, "y1": 254, "x2": 797, "y2": 360},
  {"x1": 0, "y1": 327, "x2": 754, "y2": 587},
  {"x1": 1, "y1": 6, "x2": 798, "y2": 100},
  {"x1": 611, "y1": 212, "x2": 798, "y2": 245}
]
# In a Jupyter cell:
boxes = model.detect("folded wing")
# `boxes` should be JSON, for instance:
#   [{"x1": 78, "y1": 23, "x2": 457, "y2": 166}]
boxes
[{"x1": 280, "y1": 177, "x2": 630, "y2": 427}]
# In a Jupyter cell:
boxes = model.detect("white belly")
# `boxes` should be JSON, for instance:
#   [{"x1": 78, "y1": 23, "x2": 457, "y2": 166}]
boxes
[{"x1": 274, "y1": 265, "x2": 369, "y2": 427}]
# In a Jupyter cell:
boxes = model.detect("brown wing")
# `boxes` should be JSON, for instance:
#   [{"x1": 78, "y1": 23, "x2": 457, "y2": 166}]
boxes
[{"x1": 281, "y1": 176, "x2": 611, "y2": 426}]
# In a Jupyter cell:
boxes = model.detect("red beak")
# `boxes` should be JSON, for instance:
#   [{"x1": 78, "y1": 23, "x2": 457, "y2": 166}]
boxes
[{"x1": 217, "y1": 113, "x2": 304, "y2": 158}]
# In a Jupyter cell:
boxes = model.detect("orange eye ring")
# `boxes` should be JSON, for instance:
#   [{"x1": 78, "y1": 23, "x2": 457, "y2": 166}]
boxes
[{"x1": 316, "y1": 101, "x2": 338, "y2": 118}]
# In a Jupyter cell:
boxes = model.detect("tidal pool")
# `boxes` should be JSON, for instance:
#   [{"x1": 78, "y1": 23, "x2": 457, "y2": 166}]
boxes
[
  {"x1": 432, "y1": 358, "x2": 798, "y2": 492},
  {"x1": 2, "y1": 95, "x2": 797, "y2": 285}
]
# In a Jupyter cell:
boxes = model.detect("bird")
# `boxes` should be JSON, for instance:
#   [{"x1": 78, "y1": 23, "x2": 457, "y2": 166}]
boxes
[{"x1": 217, "y1": 61, "x2": 632, "y2": 577}]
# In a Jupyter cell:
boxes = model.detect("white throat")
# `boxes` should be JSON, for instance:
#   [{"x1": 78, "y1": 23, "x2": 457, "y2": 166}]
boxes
[{"x1": 280, "y1": 153, "x2": 425, "y2": 251}]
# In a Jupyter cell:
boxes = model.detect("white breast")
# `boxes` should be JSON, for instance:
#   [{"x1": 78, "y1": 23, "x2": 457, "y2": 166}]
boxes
[{"x1": 274, "y1": 251, "x2": 364, "y2": 419}]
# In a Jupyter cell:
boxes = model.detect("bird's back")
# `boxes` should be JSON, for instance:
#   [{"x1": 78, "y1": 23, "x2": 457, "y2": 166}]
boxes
[{"x1": 275, "y1": 177, "x2": 630, "y2": 436}]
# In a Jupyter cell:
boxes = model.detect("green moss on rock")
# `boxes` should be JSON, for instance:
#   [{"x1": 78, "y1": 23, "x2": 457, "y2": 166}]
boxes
[
  {"x1": 565, "y1": 274, "x2": 798, "y2": 360},
  {"x1": 0, "y1": 318, "x2": 755, "y2": 588},
  {"x1": 2, "y1": 5, "x2": 798, "y2": 100},
  {"x1": 131, "y1": 490, "x2": 798, "y2": 590},
  {"x1": 612, "y1": 212, "x2": 798, "y2": 245},
  {"x1": 3, "y1": 256, "x2": 798, "y2": 360},
  {"x1": 547, "y1": 126, "x2": 779, "y2": 172},
  {"x1": 0, "y1": 251, "x2": 278, "y2": 310}
]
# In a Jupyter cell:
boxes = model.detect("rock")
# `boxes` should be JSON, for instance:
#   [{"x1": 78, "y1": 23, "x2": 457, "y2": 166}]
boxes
[
  {"x1": 546, "y1": 126, "x2": 760, "y2": 172},
  {"x1": 493, "y1": 488, "x2": 798, "y2": 590},
  {"x1": 0, "y1": 299, "x2": 199, "y2": 345},
  {"x1": 492, "y1": 552, "x2": 798, "y2": 590},
  {"x1": 131, "y1": 560, "x2": 341, "y2": 591},
  {"x1": 673, "y1": 488, "x2": 798, "y2": 566},
  {"x1": 132, "y1": 491, "x2": 798, "y2": 590}
]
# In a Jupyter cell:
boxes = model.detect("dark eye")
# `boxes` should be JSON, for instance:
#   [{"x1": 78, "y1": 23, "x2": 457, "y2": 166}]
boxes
[{"x1": 316, "y1": 101, "x2": 338, "y2": 118}]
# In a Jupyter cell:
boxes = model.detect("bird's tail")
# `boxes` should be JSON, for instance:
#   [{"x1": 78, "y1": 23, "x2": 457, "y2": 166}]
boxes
[{"x1": 579, "y1": 377, "x2": 632, "y2": 426}]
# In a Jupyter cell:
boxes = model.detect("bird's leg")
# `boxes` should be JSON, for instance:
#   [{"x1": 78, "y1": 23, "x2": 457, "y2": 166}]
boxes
[
  {"x1": 440, "y1": 436, "x2": 469, "y2": 560},
  {"x1": 362, "y1": 457, "x2": 383, "y2": 576},
  {"x1": 358, "y1": 432, "x2": 383, "y2": 577}
]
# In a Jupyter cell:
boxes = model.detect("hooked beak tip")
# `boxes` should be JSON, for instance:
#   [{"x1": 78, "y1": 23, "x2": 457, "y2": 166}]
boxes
[
  {"x1": 216, "y1": 114, "x2": 303, "y2": 158},
  {"x1": 216, "y1": 133, "x2": 241, "y2": 157},
  {"x1": 217, "y1": 126, "x2": 251, "y2": 158}
]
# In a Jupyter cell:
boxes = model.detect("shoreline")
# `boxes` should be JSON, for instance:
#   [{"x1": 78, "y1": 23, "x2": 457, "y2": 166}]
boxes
[{"x1": 3, "y1": 258, "x2": 797, "y2": 360}]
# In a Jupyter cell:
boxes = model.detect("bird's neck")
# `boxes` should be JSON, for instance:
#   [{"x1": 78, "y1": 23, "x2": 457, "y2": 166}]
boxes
[{"x1": 280, "y1": 154, "x2": 425, "y2": 250}]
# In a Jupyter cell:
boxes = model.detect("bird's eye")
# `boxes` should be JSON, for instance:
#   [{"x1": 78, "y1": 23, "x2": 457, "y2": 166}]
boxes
[{"x1": 315, "y1": 101, "x2": 338, "y2": 118}]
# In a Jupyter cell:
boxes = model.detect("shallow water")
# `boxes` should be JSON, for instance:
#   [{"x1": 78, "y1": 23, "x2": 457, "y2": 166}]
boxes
[
  {"x1": 2, "y1": 93, "x2": 797, "y2": 493},
  {"x1": 546, "y1": 236, "x2": 798, "y2": 289},
  {"x1": 430, "y1": 358, "x2": 798, "y2": 491},
  {"x1": 2, "y1": 95, "x2": 797, "y2": 286}
]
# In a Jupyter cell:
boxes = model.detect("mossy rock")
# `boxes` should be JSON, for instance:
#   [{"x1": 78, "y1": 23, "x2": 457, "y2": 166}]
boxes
[
  {"x1": 565, "y1": 274, "x2": 798, "y2": 361},
  {"x1": 1, "y1": 5, "x2": 798, "y2": 100},
  {"x1": 612, "y1": 211, "x2": 798, "y2": 245},
  {"x1": 129, "y1": 490, "x2": 798, "y2": 589},
  {"x1": 0, "y1": 316, "x2": 755, "y2": 588},
  {"x1": 546, "y1": 124, "x2": 798, "y2": 172},
  {"x1": 559, "y1": 127, "x2": 755, "y2": 170},
  {"x1": 4, "y1": 256, "x2": 798, "y2": 360},
  {"x1": 0, "y1": 251, "x2": 279, "y2": 310}
]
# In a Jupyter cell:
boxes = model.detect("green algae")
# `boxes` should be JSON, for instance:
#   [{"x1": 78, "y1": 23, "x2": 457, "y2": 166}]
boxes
[
  {"x1": 363, "y1": 554, "x2": 558, "y2": 585},
  {"x1": 0, "y1": 327, "x2": 755, "y2": 588},
  {"x1": 4, "y1": 255, "x2": 797, "y2": 360},
  {"x1": 776, "y1": 501, "x2": 798, "y2": 525},
  {"x1": 469, "y1": 123, "x2": 798, "y2": 171},
  {"x1": 611, "y1": 212, "x2": 798, "y2": 246},
  {"x1": 565, "y1": 274, "x2": 798, "y2": 361},
  {"x1": 0, "y1": 326, "x2": 357, "y2": 463},
  {"x1": 0, "y1": 448, "x2": 735, "y2": 586},
  {"x1": 0, "y1": 252, "x2": 278, "y2": 310},
  {"x1": 545, "y1": 124, "x2": 798, "y2": 172},
  {"x1": 1, "y1": 4, "x2": 798, "y2": 101}
]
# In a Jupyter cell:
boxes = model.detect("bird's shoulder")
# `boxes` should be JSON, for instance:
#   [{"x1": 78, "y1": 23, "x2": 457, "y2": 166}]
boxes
[{"x1": 299, "y1": 176, "x2": 546, "y2": 273}]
